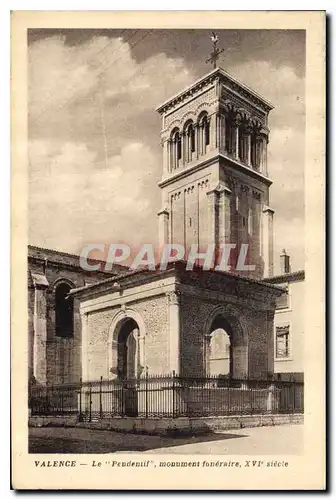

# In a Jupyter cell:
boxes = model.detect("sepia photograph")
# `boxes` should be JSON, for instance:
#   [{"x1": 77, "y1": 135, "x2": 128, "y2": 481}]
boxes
[{"x1": 11, "y1": 10, "x2": 325, "y2": 490}]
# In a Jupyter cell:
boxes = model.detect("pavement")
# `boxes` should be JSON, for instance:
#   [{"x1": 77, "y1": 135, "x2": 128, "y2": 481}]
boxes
[{"x1": 29, "y1": 424, "x2": 303, "y2": 455}]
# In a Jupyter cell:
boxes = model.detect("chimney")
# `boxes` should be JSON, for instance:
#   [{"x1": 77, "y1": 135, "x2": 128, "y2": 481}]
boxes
[{"x1": 280, "y1": 249, "x2": 291, "y2": 274}]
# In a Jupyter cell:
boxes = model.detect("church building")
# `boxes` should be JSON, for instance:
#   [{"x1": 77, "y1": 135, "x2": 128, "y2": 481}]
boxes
[{"x1": 69, "y1": 66, "x2": 284, "y2": 383}]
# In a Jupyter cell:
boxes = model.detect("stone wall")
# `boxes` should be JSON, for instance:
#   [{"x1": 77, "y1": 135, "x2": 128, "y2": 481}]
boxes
[
  {"x1": 85, "y1": 294, "x2": 170, "y2": 380},
  {"x1": 28, "y1": 246, "x2": 120, "y2": 386},
  {"x1": 179, "y1": 290, "x2": 274, "y2": 379}
]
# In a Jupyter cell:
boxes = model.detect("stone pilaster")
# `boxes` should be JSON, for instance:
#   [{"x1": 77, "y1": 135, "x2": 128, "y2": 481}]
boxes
[
  {"x1": 181, "y1": 131, "x2": 186, "y2": 165},
  {"x1": 138, "y1": 333, "x2": 145, "y2": 377},
  {"x1": 204, "y1": 333, "x2": 212, "y2": 375},
  {"x1": 210, "y1": 112, "x2": 218, "y2": 149},
  {"x1": 167, "y1": 290, "x2": 181, "y2": 374},
  {"x1": 261, "y1": 136, "x2": 268, "y2": 176},
  {"x1": 80, "y1": 312, "x2": 89, "y2": 382},
  {"x1": 31, "y1": 273, "x2": 49, "y2": 385},
  {"x1": 220, "y1": 114, "x2": 226, "y2": 152},
  {"x1": 262, "y1": 206, "x2": 274, "y2": 278},
  {"x1": 218, "y1": 185, "x2": 232, "y2": 246},
  {"x1": 206, "y1": 187, "x2": 219, "y2": 251},
  {"x1": 162, "y1": 139, "x2": 169, "y2": 176}
]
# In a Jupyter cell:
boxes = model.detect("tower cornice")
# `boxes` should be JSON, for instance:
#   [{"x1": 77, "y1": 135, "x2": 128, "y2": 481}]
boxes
[
  {"x1": 158, "y1": 152, "x2": 273, "y2": 189},
  {"x1": 156, "y1": 67, "x2": 274, "y2": 116}
]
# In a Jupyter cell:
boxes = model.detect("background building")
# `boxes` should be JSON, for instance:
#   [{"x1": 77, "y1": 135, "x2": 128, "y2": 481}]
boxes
[
  {"x1": 28, "y1": 245, "x2": 124, "y2": 386},
  {"x1": 264, "y1": 250, "x2": 305, "y2": 376}
]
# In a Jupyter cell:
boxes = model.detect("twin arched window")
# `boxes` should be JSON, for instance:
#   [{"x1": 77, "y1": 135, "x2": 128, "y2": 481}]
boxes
[{"x1": 169, "y1": 113, "x2": 210, "y2": 171}]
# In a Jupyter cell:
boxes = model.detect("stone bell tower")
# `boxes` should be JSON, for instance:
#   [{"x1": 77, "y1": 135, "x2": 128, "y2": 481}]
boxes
[{"x1": 156, "y1": 65, "x2": 275, "y2": 279}]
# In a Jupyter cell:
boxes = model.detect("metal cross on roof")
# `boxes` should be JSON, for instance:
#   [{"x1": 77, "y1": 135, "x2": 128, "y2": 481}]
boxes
[{"x1": 205, "y1": 32, "x2": 224, "y2": 69}]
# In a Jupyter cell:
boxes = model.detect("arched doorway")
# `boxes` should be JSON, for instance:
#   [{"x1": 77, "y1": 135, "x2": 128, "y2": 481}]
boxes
[
  {"x1": 110, "y1": 316, "x2": 143, "y2": 417},
  {"x1": 117, "y1": 318, "x2": 139, "y2": 380},
  {"x1": 207, "y1": 316, "x2": 232, "y2": 377},
  {"x1": 204, "y1": 309, "x2": 247, "y2": 379}
]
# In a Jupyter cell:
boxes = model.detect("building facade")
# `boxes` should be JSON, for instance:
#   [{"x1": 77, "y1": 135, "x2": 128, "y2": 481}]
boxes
[
  {"x1": 28, "y1": 245, "x2": 124, "y2": 386},
  {"x1": 157, "y1": 67, "x2": 274, "y2": 279},
  {"x1": 70, "y1": 67, "x2": 285, "y2": 384},
  {"x1": 29, "y1": 67, "x2": 305, "y2": 390},
  {"x1": 264, "y1": 250, "x2": 305, "y2": 375}
]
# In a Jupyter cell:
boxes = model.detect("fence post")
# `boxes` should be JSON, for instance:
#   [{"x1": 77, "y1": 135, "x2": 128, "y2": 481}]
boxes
[
  {"x1": 89, "y1": 383, "x2": 92, "y2": 422},
  {"x1": 172, "y1": 370, "x2": 176, "y2": 419},
  {"x1": 249, "y1": 381, "x2": 253, "y2": 415},
  {"x1": 266, "y1": 381, "x2": 275, "y2": 413},
  {"x1": 99, "y1": 376, "x2": 103, "y2": 419},
  {"x1": 79, "y1": 377, "x2": 82, "y2": 421},
  {"x1": 145, "y1": 367, "x2": 148, "y2": 419}
]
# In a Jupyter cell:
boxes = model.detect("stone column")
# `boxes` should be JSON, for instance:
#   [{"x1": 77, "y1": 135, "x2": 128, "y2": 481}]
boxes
[
  {"x1": 233, "y1": 121, "x2": 239, "y2": 159},
  {"x1": 246, "y1": 132, "x2": 252, "y2": 167},
  {"x1": 181, "y1": 132, "x2": 186, "y2": 165},
  {"x1": 199, "y1": 122, "x2": 204, "y2": 156},
  {"x1": 167, "y1": 290, "x2": 181, "y2": 374},
  {"x1": 262, "y1": 206, "x2": 274, "y2": 278},
  {"x1": 158, "y1": 208, "x2": 169, "y2": 247},
  {"x1": 32, "y1": 273, "x2": 49, "y2": 385}
]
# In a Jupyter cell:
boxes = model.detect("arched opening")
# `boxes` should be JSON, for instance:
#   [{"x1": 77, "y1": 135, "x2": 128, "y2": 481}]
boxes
[
  {"x1": 185, "y1": 121, "x2": 195, "y2": 162},
  {"x1": 55, "y1": 282, "x2": 74, "y2": 338},
  {"x1": 117, "y1": 318, "x2": 140, "y2": 380},
  {"x1": 205, "y1": 311, "x2": 248, "y2": 379},
  {"x1": 207, "y1": 316, "x2": 233, "y2": 377},
  {"x1": 198, "y1": 113, "x2": 210, "y2": 155},
  {"x1": 170, "y1": 128, "x2": 182, "y2": 169}
]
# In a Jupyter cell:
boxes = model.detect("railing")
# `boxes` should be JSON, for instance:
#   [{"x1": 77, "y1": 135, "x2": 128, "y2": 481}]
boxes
[{"x1": 29, "y1": 372, "x2": 304, "y2": 420}]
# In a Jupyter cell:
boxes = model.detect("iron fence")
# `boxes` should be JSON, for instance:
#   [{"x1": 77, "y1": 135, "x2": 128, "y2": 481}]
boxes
[{"x1": 29, "y1": 372, "x2": 304, "y2": 420}]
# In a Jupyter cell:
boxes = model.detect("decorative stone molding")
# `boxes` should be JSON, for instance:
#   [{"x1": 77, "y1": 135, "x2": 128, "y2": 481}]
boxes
[
  {"x1": 167, "y1": 290, "x2": 181, "y2": 306},
  {"x1": 198, "y1": 178, "x2": 210, "y2": 189},
  {"x1": 240, "y1": 184, "x2": 250, "y2": 194},
  {"x1": 252, "y1": 190, "x2": 262, "y2": 200},
  {"x1": 171, "y1": 191, "x2": 182, "y2": 201},
  {"x1": 184, "y1": 185, "x2": 195, "y2": 195}
]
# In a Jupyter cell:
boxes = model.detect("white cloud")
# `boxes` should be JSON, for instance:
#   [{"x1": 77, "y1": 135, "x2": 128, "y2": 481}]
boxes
[{"x1": 29, "y1": 140, "x2": 157, "y2": 253}]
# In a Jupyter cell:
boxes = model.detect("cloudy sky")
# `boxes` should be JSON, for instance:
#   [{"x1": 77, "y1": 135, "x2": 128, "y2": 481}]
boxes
[{"x1": 28, "y1": 29, "x2": 305, "y2": 273}]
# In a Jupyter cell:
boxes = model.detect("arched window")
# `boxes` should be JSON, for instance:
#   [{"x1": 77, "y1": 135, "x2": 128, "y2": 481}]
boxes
[
  {"x1": 55, "y1": 283, "x2": 74, "y2": 338},
  {"x1": 170, "y1": 129, "x2": 182, "y2": 169},
  {"x1": 185, "y1": 122, "x2": 195, "y2": 162},
  {"x1": 238, "y1": 126, "x2": 245, "y2": 162},
  {"x1": 198, "y1": 113, "x2": 210, "y2": 155},
  {"x1": 206, "y1": 316, "x2": 232, "y2": 376}
]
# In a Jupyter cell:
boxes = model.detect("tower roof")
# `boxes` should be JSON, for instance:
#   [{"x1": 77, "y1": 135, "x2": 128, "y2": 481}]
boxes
[{"x1": 156, "y1": 66, "x2": 274, "y2": 115}]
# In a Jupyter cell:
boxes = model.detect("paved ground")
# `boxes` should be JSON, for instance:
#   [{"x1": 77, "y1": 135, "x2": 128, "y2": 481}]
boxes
[{"x1": 29, "y1": 424, "x2": 303, "y2": 455}]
